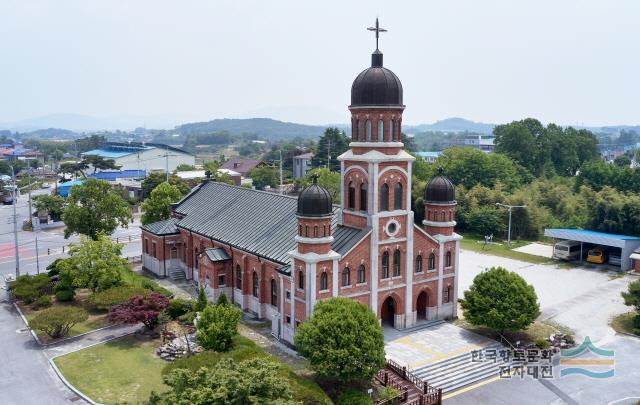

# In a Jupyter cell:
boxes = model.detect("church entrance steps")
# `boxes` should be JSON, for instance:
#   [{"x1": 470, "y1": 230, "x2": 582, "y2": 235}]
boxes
[
  {"x1": 375, "y1": 359, "x2": 442, "y2": 405},
  {"x1": 168, "y1": 267, "x2": 186, "y2": 281},
  {"x1": 411, "y1": 342, "x2": 505, "y2": 394},
  {"x1": 402, "y1": 319, "x2": 445, "y2": 333}
]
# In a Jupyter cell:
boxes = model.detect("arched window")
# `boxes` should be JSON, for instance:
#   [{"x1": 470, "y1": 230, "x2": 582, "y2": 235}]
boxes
[
  {"x1": 348, "y1": 182, "x2": 356, "y2": 209},
  {"x1": 382, "y1": 251, "x2": 389, "y2": 278},
  {"x1": 449, "y1": 211, "x2": 452, "y2": 221},
  {"x1": 236, "y1": 265, "x2": 242, "y2": 290},
  {"x1": 314, "y1": 225, "x2": 318, "y2": 238},
  {"x1": 380, "y1": 183, "x2": 389, "y2": 211},
  {"x1": 360, "y1": 182, "x2": 367, "y2": 211},
  {"x1": 390, "y1": 120, "x2": 395, "y2": 141},
  {"x1": 323, "y1": 225, "x2": 327, "y2": 237},
  {"x1": 252, "y1": 272, "x2": 259, "y2": 297},
  {"x1": 415, "y1": 255, "x2": 423, "y2": 273},
  {"x1": 298, "y1": 270, "x2": 304, "y2": 290},
  {"x1": 444, "y1": 286, "x2": 451, "y2": 303},
  {"x1": 342, "y1": 267, "x2": 350, "y2": 286},
  {"x1": 305, "y1": 225, "x2": 309, "y2": 237},
  {"x1": 428, "y1": 253, "x2": 435, "y2": 270},
  {"x1": 354, "y1": 119, "x2": 360, "y2": 141},
  {"x1": 377, "y1": 119, "x2": 384, "y2": 141},
  {"x1": 357, "y1": 264, "x2": 366, "y2": 283},
  {"x1": 320, "y1": 272, "x2": 328, "y2": 290},
  {"x1": 446, "y1": 251, "x2": 452, "y2": 267},
  {"x1": 427, "y1": 210, "x2": 431, "y2": 221},
  {"x1": 393, "y1": 249, "x2": 401, "y2": 277},
  {"x1": 394, "y1": 183, "x2": 403, "y2": 210},
  {"x1": 441, "y1": 211, "x2": 446, "y2": 222},
  {"x1": 365, "y1": 120, "x2": 372, "y2": 142},
  {"x1": 298, "y1": 225, "x2": 302, "y2": 236},
  {"x1": 270, "y1": 279, "x2": 277, "y2": 306}
]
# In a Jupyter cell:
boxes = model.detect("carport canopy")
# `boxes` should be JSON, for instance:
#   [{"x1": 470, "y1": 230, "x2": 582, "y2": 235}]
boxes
[{"x1": 544, "y1": 228, "x2": 640, "y2": 271}]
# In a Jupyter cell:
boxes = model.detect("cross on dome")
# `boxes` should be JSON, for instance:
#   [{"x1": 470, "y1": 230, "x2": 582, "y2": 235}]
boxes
[{"x1": 367, "y1": 17, "x2": 387, "y2": 50}]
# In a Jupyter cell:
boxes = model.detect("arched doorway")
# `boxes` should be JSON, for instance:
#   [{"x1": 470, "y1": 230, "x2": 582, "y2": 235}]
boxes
[
  {"x1": 381, "y1": 296, "x2": 396, "y2": 327},
  {"x1": 416, "y1": 291, "x2": 428, "y2": 320}
]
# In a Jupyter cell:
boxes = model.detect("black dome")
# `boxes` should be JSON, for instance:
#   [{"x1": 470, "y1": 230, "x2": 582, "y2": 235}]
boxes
[
  {"x1": 297, "y1": 178, "x2": 332, "y2": 217},
  {"x1": 424, "y1": 168, "x2": 456, "y2": 203},
  {"x1": 351, "y1": 51, "x2": 403, "y2": 107}
]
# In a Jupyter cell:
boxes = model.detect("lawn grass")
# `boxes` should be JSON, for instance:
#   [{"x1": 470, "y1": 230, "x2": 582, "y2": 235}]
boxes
[
  {"x1": 54, "y1": 335, "x2": 167, "y2": 404},
  {"x1": 610, "y1": 312, "x2": 639, "y2": 336},
  {"x1": 120, "y1": 267, "x2": 172, "y2": 297},
  {"x1": 453, "y1": 316, "x2": 573, "y2": 347},
  {"x1": 460, "y1": 234, "x2": 555, "y2": 265},
  {"x1": 164, "y1": 334, "x2": 332, "y2": 404},
  {"x1": 54, "y1": 333, "x2": 331, "y2": 404}
]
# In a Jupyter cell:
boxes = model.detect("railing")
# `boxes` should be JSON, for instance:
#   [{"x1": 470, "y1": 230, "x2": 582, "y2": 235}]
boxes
[
  {"x1": 378, "y1": 360, "x2": 442, "y2": 405},
  {"x1": 374, "y1": 369, "x2": 408, "y2": 405}
]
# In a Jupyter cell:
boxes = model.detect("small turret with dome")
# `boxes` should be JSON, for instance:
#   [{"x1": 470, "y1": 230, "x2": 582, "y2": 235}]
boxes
[
  {"x1": 295, "y1": 175, "x2": 334, "y2": 255},
  {"x1": 423, "y1": 168, "x2": 457, "y2": 236}
]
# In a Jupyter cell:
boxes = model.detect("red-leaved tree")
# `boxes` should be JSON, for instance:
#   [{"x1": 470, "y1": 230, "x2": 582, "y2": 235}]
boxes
[{"x1": 109, "y1": 292, "x2": 170, "y2": 329}]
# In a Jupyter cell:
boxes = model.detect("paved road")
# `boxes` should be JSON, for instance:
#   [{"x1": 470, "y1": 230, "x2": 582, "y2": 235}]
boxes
[{"x1": 0, "y1": 287, "x2": 78, "y2": 404}]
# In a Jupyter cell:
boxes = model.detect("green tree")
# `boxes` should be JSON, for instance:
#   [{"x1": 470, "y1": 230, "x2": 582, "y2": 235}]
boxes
[
  {"x1": 142, "y1": 172, "x2": 191, "y2": 197},
  {"x1": 460, "y1": 267, "x2": 540, "y2": 333},
  {"x1": 82, "y1": 155, "x2": 121, "y2": 174},
  {"x1": 622, "y1": 280, "x2": 640, "y2": 312},
  {"x1": 466, "y1": 206, "x2": 506, "y2": 237},
  {"x1": 294, "y1": 297, "x2": 385, "y2": 383},
  {"x1": 296, "y1": 167, "x2": 341, "y2": 203},
  {"x1": 30, "y1": 307, "x2": 88, "y2": 339},
  {"x1": 175, "y1": 164, "x2": 196, "y2": 172},
  {"x1": 62, "y1": 178, "x2": 132, "y2": 239},
  {"x1": 141, "y1": 182, "x2": 182, "y2": 225},
  {"x1": 247, "y1": 166, "x2": 279, "y2": 190},
  {"x1": 614, "y1": 155, "x2": 632, "y2": 167},
  {"x1": 195, "y1": 287, "x2": 208, "y2": 312},
  {"x1": 33, "y1": 194, "x2": 65, "y2": 222},
  {"x1": 196, "y1": 303, "x2": 242, "y2": 351},
  {"x1": 60, "y1": 235, "x2": 127, "y2": 292},
  {"x1": 216, "y1": 293, "x2": 230, "y2": 306},
  {"x1": 147, "y1": 358, "x2": 295, "y2": 405},
  {"x1": 312, "y1": 127, "x2": 350, "y2": 172}
]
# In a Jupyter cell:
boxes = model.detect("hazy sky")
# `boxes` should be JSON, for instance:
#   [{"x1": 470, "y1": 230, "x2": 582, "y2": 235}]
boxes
[{"x1": 1, "y1": 0, "x2": 639, "y2": 127}]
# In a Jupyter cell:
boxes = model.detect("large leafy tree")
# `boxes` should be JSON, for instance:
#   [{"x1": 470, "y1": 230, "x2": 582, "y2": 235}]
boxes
[
  {"x1": 312, "y1": 127, "x2": 350, "y2": 172},
  {"x1": 296, "y1": 167, "x2": 341, "y2": 203},
  {"x1": 148, "y1": 358, "x2": 296, "y2": 405},
  {"x1": 141, "y1": 182, "x2": 182, "y2": 225},
  {"x1": 30, "y1": 307, "x2": 88, "y2": 339},
  {"x1": 82, "y1": 154, "x2": 121, "y2": 174},
  {"x1": 195, "y1": 302, "x2": 242, "y2": 351},
  {"x1": 59, "y1": 234, "x2": 127, "y2": 292},
  {"x1": 33, "y1": 194, "x2": 65, "y2": 221},
  {"x1": 142, "y1": 172, "x2": 191, "y2": 197},
  {"x1": 109, "y1": 292, "x2": 170, "y2": 330},
  {"x1": 294, "y1": 297, "x2": 385, "y2": 383},
  {"x1": 460, "y1": 267, "x2": 540, "y2": 333},
  {"x1": 247, "y1": 166, "x2": 279, "y2": 190},
  {"x1": 62, "y1": 178, "x2": 132, "y2": 239}
]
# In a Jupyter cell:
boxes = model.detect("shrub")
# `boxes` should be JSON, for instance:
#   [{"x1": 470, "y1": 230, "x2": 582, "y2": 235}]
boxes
[
  {"x1": 535, "y1": 338, "x2": 550, "y2": 350},
  {"x1": 216, "y1": 293, "x2": 229, "y2": 306},
  {"x1": 195, "y1": 287, "x2": 208, "y2": 312},
  {"x1": 87, "y1": 286, "x2": 152, "y2": 311},
  {"x1": 13, "y1": 285, "x2": 39, "y2": 304},
  {"x1": 55, "y1": 289, "x2": 75, "y2": 302},
  {"x1": 109, "y1": 293, "x2": 170, "y2": 329},
  {"x1": 34, "y1": 295, "x2": 52, "y2": 309},
  {"x1": 166, "y1": 298, "x2": 194, "y2": 319},
  {"x1": 177, "y1": 311, "x2": 195, "y2": 324},
  {"x1": 196, "y1": 303, "x2": 242, "y2": 351},
  {"x1": 564, "y1": 334, "x2": 575, "y2": 345},
  {"x1": 337, "y1": 389, "x2": 373, "y2": 405},
  {"x1": 30, "y1": 307, "x2": 88, "y2": 339},
  {"x1": 633, "y1": 315, "x2": 640, "y2": 335}
]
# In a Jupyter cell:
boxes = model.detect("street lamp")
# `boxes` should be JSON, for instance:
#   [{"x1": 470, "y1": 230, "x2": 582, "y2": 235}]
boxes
[{"x1": 495, "y1": 203, "x2": 526, "y2": 245}]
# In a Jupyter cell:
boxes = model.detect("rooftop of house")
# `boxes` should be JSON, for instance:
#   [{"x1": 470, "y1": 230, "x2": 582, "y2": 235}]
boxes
[{"x1": 220, "y1": 158, "x2": 265, "y2": 175}]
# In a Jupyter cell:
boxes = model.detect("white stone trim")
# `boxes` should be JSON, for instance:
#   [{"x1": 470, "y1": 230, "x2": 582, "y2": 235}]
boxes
[
  {"x1": 378, "y1": 165, "x2": 409, "y2": 180},
  {"x1": 337, "y1": 149, "x2": 415, "y2": 163},
  {"x1": 433, "y1": 233, "x2": 464, "y2": 243},
  {"x1": 332, "y1": 259, "x2": 339, "y2": 297},
  {"x1": 342, "y1": 209, "x2": 368, "y2": 218},
  {"x1": 422, "y1": 220, "x2": 457, "y2": 228},
  {"x1": 378, "y1": 209, "x2": 408, "y2": 218},
  {"x1": 437, "y1": 243, "x2": 444, "y2": 316},
  {"x1": 453, "y1": 240, "x2": 460, "y2": 318},
  {"x1": 378, "y1": 283, "x2": 406, "y2": 292},
  {"x1": 348, "y1": 141, "x2": 405, "y2": 148},
  {"x1": 378, "y1": 237, "x2": 407, "y2": 245},
  {"x1": 343, "y1": 165, "x2": 369, "y2": 178},
  {"x1": 294, "y1": 235, "x2": 334, "y2": 244},
  {"x1": 287, "y1": 249, "x2": 341, "y2": 263},
  {"x1": 309, "y1": 263, "x2": 317, "y2": 315}
]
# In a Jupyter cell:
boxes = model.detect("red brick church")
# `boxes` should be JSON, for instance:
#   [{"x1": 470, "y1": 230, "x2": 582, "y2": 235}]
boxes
[{"x1": 141, "y1": 30, "x2": 461, "y2": 344}]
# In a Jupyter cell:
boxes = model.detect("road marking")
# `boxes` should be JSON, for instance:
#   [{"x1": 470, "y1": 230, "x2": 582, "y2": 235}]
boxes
[{"x1": 442, "y1": 374, "x2": 503, "y2": 399}]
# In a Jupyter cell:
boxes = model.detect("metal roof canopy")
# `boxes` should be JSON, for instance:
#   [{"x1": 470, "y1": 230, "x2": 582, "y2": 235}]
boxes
[
  {"x1": 545, "y1": 228, "x2": 640, "y2": 271},
  {"x1": 205, "y1": 248, "x2": 231, "y2": 262}
]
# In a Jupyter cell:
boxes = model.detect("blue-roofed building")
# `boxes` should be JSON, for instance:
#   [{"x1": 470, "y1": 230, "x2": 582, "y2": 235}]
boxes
[
  {"x1": 57, "y1": 179, "x2": 84, "y2": 197},
  {"x1": 88, "y1": 170, "x2": 146, "y2": 181},
  {"x1": 81, "y1": 142, "x2": 194, "y2": 173},
  {"x1": 544, "y1": 228, "x2": 640, "y2": 271}
]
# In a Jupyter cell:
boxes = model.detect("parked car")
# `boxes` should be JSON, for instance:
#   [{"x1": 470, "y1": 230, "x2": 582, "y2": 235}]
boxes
[
  {"x1": 586, "y1": 247, "x2": 606, "y2": 264},
  {"x1": 40, "y1": 182, "x2": 50, "y2": 189},
  {"x1": 553, "y1": 240, "x2": 582, "y2": 260},
  {"x1": 608, "y1": 253, "x2": 622, "y2": 266}
]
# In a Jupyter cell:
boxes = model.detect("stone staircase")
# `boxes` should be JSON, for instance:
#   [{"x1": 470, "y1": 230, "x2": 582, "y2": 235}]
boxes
[
  {"x1": 168, "y1": 267, "x2": 186, "y2": 281},
  {"x1": 412, "y1": 342, "x2": 506, "y2": 394}
]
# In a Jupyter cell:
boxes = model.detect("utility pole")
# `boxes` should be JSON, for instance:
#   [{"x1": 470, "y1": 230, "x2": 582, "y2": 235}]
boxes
[
  {"x1": 11, "y1": 165, "x2": 20, "y2": 276},
  {"x1": 27, "y1": 169, "x2": 41, "y2": 274},
  {"x1": 496, "y1": 203, "x2": 527, "y2": 245},
  {"x1": 279, "y1": 150, "x2": 283, "y2": 195},
  {"x1": 165, "y1": 145, "x2": 169, "y2": 182},
  {"x1": 327, "y1": 139, "x2": 331, "y2": 170}
]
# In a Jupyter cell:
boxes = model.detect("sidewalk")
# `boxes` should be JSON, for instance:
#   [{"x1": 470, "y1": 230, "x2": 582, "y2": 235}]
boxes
[{"x1": 44, "y1": 323, "x2": 141, "y2": 359}]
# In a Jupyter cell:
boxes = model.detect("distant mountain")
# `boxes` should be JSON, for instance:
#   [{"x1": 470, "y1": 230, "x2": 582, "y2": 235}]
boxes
[
  {"x1": 405, "y1": 117, "x2": 495, "y2": 134},
  {"x1": 174, "y1": 118, "x2": 328, "y2": 140},
  {"x1": 0, "y1": 113, "x2": 187, "y2": 132}
]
